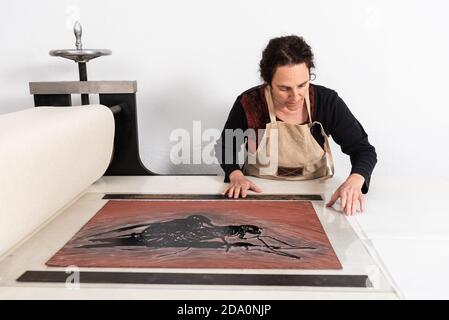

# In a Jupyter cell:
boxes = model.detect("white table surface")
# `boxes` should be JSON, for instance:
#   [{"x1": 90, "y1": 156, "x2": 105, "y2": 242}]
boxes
[{"x1": 1, "y1": 175, "x2": 447, "y2": 299}]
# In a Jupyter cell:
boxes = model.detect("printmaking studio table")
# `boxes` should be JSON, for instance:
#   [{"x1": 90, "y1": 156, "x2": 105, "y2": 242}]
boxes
[{"x1": 0, "y1": 175, "x2": 448, "y2": 300}]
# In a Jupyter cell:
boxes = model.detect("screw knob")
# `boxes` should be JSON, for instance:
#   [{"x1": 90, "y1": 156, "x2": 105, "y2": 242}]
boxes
[{"x1": 74, "y1": 21, "x2": 82, "y2": 50}]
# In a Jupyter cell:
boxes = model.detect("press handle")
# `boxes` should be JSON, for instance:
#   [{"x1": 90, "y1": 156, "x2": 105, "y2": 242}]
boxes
[{"x1": 74, "y1": 21, "x2": 82, "y2": 50}]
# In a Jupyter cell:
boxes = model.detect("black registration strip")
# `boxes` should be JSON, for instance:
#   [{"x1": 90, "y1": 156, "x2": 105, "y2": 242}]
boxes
[
  {"x1": 17, "y1": 271, "x2": 370, "y2": 287},
  {"x1": 102, "y1": 194, "x2": 323, "y2": 201}
]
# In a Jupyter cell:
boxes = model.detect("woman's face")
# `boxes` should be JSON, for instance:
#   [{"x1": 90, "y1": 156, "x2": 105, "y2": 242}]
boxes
[{"x1": 269, "y1": 63, "x2": 310, "y2": 111}]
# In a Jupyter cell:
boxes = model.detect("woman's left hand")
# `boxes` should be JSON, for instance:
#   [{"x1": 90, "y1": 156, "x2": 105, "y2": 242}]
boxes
[{"x1": 326, "y1": 173, "x2": 366, "y2": 215}]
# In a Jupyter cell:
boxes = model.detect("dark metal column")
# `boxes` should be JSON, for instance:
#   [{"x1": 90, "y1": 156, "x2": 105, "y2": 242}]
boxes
[{"x1": 78, "y1": 62, "x2": 89, "y2": 105}]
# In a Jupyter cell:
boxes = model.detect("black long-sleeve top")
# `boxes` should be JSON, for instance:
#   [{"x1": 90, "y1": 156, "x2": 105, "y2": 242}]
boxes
[{"x1": 214, "y1": 84, "x2": 377, "y2": 193}]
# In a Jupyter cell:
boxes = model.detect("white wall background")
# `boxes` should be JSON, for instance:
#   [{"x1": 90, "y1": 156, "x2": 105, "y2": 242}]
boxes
[{"x1": 1, "y1": 0, "x2": 448, "y2": 178}]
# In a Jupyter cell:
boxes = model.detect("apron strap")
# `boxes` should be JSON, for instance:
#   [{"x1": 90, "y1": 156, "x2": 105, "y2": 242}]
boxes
[
  {"x1": 304, "y1": 88, "x2": 313, "y2": 124},
  {"x1": 264, "y1": 86, "x2": 277, "y2": 123},
  {"x1": 309, "y1": 121, "x2": 330, "y2": 150},
  {"x1": 310, "y1": 121, "x2": 335, "y2": 177}
]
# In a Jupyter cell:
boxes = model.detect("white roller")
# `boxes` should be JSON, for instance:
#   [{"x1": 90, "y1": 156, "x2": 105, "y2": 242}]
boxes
[{"x1": 0, "y1": 105, "x2": 114, "y2": 258}]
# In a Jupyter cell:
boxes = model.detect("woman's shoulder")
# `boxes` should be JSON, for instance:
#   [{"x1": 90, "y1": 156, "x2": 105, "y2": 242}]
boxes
[
  {"x1": 237, "y1": 84, "x2": 268, "y2": 112},
  {"x1": 310, "y1": 83, "x2": 343, "y2": 113},
  {"x1": 236, "y1": 85, "x2": 270, "y2": 130},
  {"x1": 237, "y1": 84, "x2": 265, "y2": 100},
  {"x1": 311, "y1": 83, "x2": 339, "y2": 99}
]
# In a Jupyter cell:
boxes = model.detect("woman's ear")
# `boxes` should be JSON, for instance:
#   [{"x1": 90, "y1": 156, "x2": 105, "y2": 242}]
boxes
[{"x1": 309, "y1": 70, "x2": 316, "y2": 81}]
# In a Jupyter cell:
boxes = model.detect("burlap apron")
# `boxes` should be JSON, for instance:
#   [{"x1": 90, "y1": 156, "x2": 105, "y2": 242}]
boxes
[{"x1": 244, "y1": 86, "x2": 334, "y2": 180}]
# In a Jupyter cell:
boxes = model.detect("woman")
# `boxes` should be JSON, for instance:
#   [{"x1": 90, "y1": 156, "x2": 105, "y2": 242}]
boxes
[{"x1": 215, "y1": 35, "x2": 377, "y2": 215}]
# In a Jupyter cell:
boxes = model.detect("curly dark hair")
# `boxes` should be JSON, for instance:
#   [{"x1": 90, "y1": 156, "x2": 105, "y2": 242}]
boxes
[{"x1": 259, "y1": 35, "x2": 315, "y2": 84}]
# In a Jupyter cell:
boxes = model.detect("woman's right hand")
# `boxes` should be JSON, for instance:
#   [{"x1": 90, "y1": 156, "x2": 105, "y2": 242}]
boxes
[{"x1": 222, "y1": 170, "x2": 262, "y2": 198}]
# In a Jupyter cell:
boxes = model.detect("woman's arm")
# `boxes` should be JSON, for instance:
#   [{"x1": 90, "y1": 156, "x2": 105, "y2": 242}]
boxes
[
  {"x1": 214, "y1": 97, "x2": 262, "y2": 197},
  {"x1": 322, "y1": 93, "x2": 377, "y2": 194},
  {"x1": 319, "y1": 91, "x2": 377, "y2": 215},
  {"x1": 214, "y1": 97, "x2": 249, "y2": 182}
]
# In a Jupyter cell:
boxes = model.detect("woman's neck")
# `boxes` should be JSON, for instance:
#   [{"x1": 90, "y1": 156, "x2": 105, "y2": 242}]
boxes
[{"x1": 274, "y1": 102, "x2": 309, "y2": 124}]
